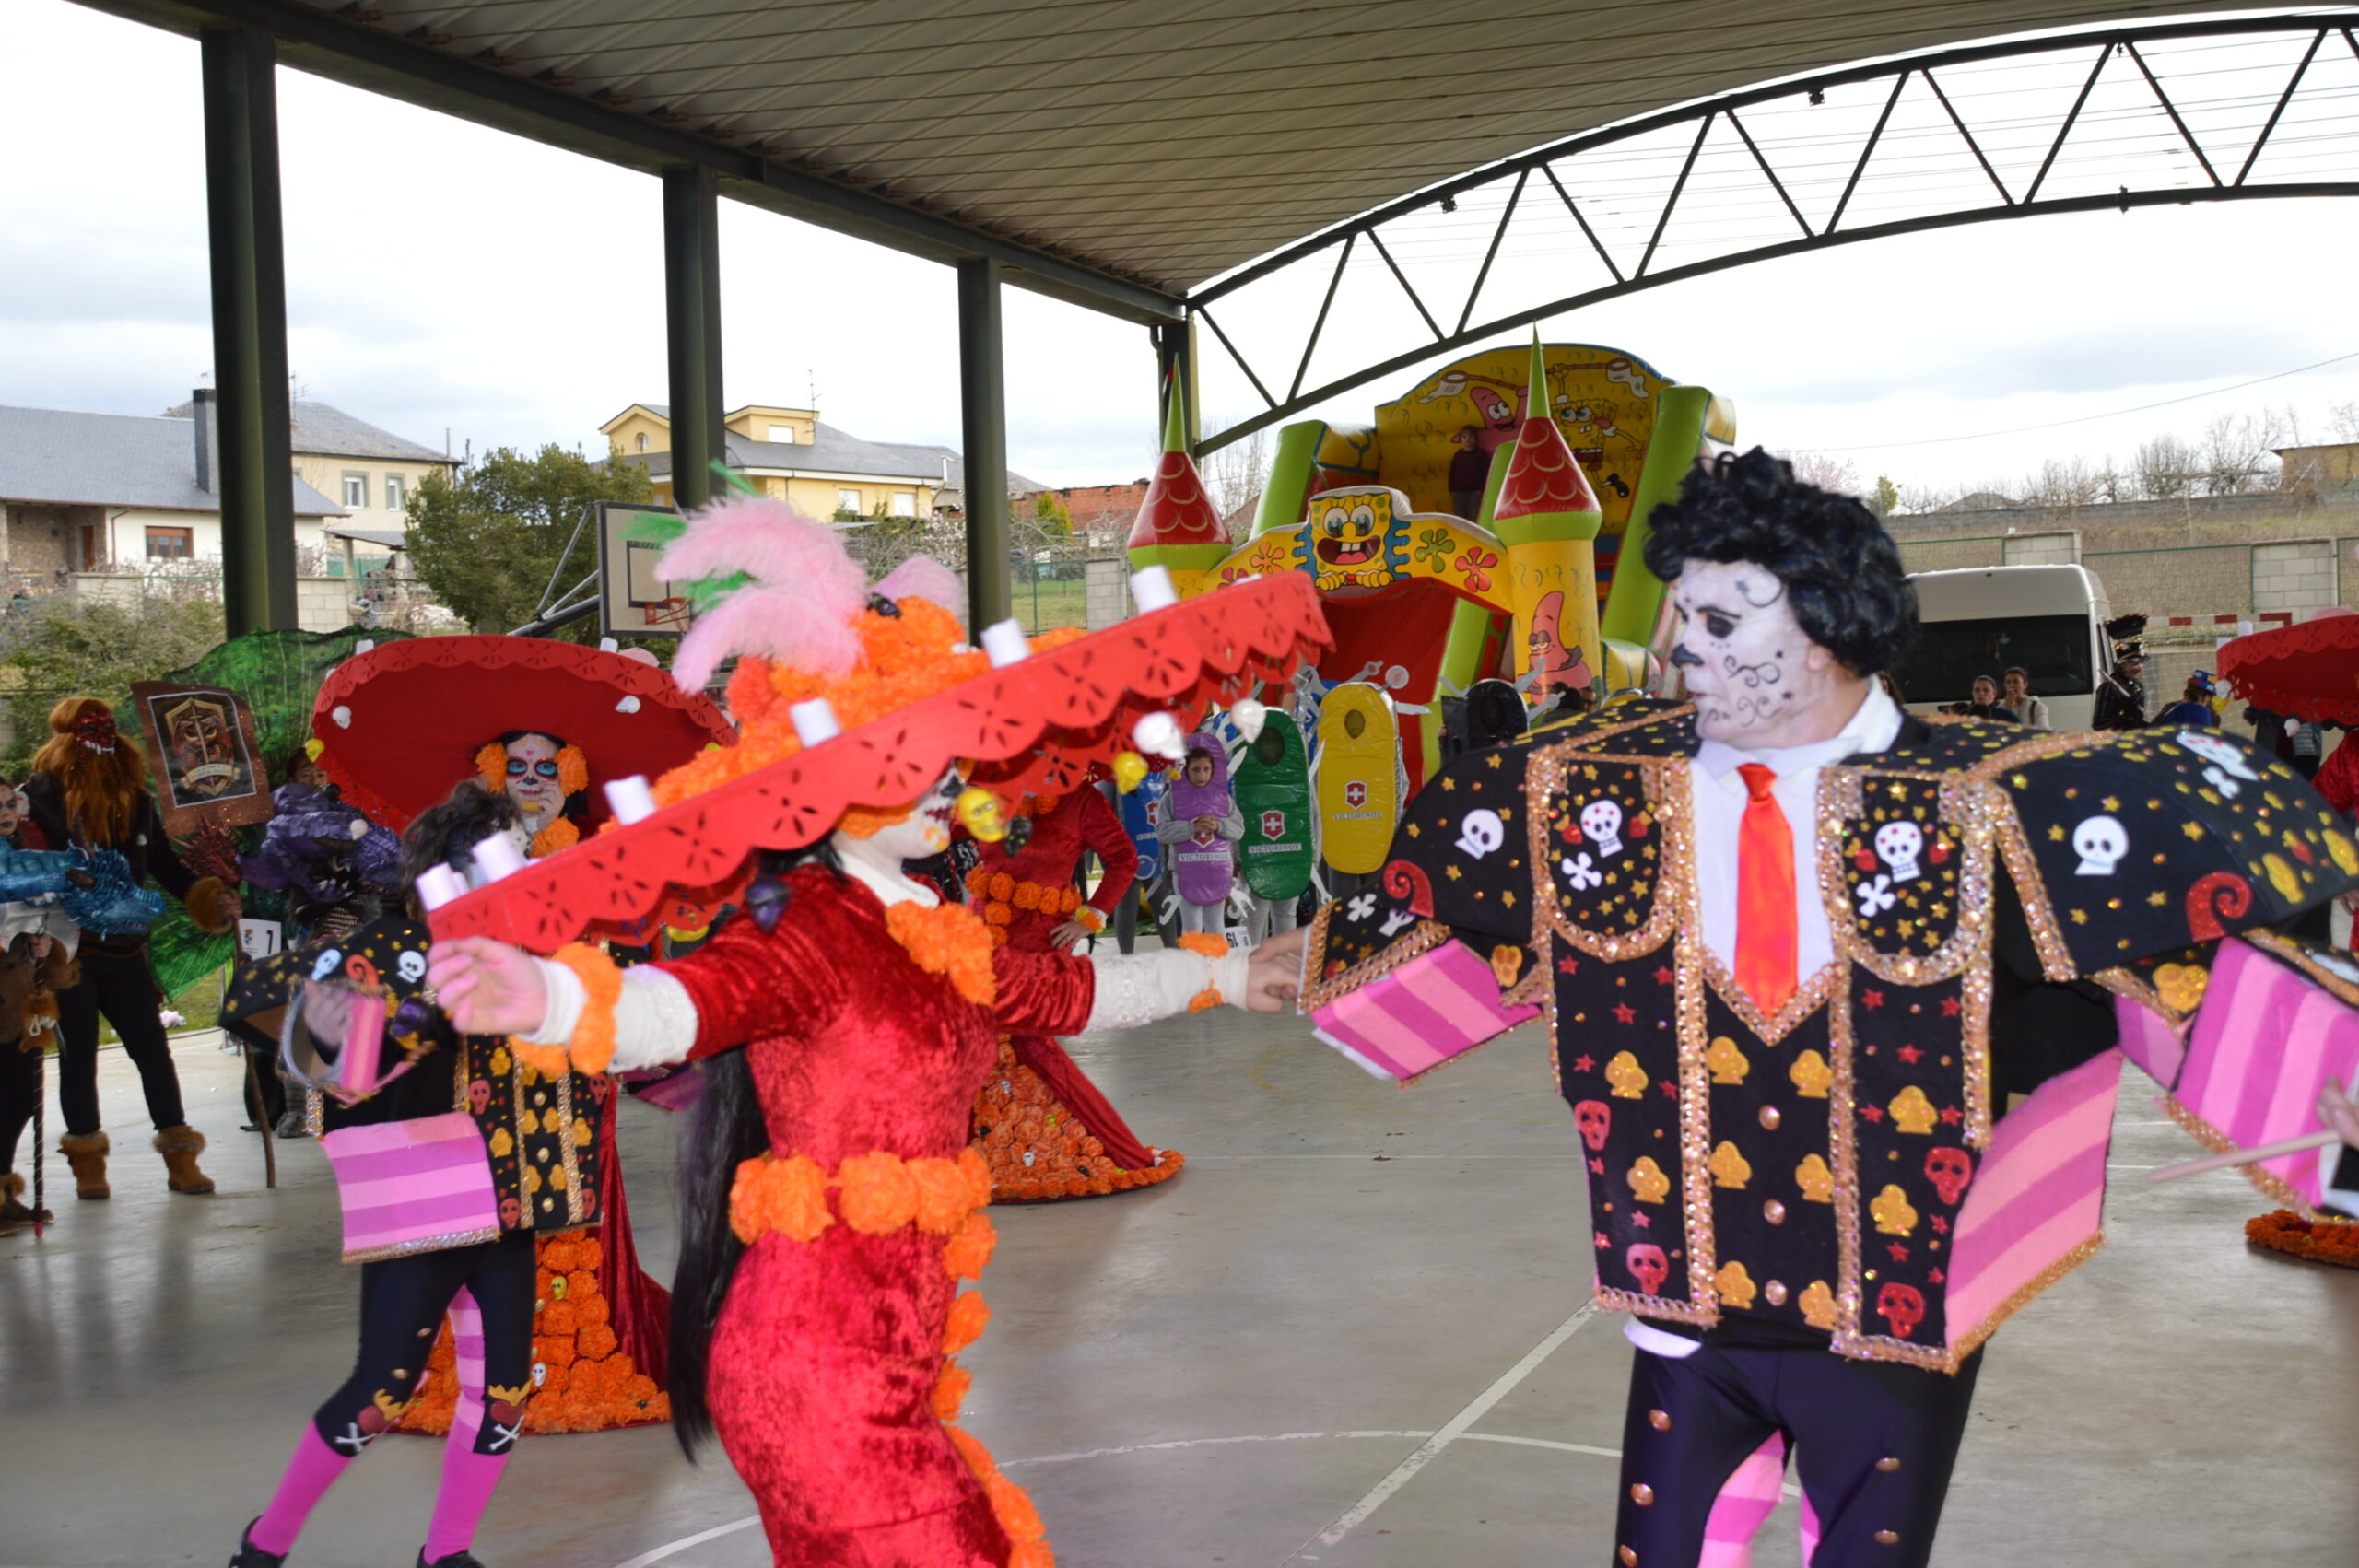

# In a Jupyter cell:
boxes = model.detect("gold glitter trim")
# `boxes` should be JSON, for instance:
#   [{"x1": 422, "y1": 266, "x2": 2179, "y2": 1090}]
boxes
[
  {"x1": 2244, "y1": 928, "x2": 2359, "y2": 1010},
  {"x1": 1992, "y1": 797, "x2": 2079, "y2": 983},
  {"x1": 304, "y1": 1085, "x2": 323, "y2": 1141},
  {"x1": 1814, "y1": 769, "x2": 2003, "y2": 988},
  {"x1": 1696, "y1": 947, "x2": 1839, "y2": 1048},
  {"x1": 1525, "y1": 744, "x2": 1686, "y2": 960},
  {"x1": 1942, "y1": 1231, "x2": 2107, "y2": 1365},
  {"x1": 2088, "y1": 965, "x2": 2200, "y2": 1030},
  {"x1": 556, "y1": 1067, "x2": 584, "y2": 1226},
  {"x1": 341, "y1": 1223, "x2": 503, "y2": 1266},
  {"x1": 2160, "y1": 1093, "x2": 2318, "y2": 1217},
  {"x1": 1500, "y1": 954, "x2": 1550, "y2": 1010},
  {"x1": 1825, "y1": 976, "x2": 1866, "y2": 1351},
  {"x1": 1299, "y1": 898, "x2": 1454, "y2": 1012},
  {"x1": 1671, "y1": 928, "x2": 1721, "y2": 1328},
  {"x1": 1593, "y1": 1284, "x2": 1717, "y2": 1327},
  {"x1": 1553, "y1": 701, "x2": 1698, "y2": 755}
]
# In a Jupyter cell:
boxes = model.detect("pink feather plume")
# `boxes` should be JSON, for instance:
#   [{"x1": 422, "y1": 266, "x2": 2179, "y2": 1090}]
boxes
[
  {"x1": 656, "y1": 496, "x2": 870, "y2": 690},
  {"x1": 874, "y1": 555, "x2": 964, "y2": 620}
]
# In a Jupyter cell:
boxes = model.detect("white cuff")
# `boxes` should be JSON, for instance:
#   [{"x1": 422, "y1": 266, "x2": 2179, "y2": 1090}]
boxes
[
  {"x1": 1083, "y1": 946, "x2": 1253, "y2": 1032},
  {"x1": 1624, "y1": 1319, "x2": 1702, "y2": 1360},
  {"x1": 518, "y1": 957, "x2": 703, "y2": 1073}
]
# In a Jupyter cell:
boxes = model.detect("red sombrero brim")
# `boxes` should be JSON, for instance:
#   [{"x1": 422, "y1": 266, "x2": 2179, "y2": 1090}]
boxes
[
  {"x1": 313, "y1": 636, "x2": 737, "y2": 832},
  {"x1": 2220, "y1": 611, "x2": 2359, "y2": 725},
  {"x1": 426, "y1": 574, "x2": 1331, "y2": 953}
]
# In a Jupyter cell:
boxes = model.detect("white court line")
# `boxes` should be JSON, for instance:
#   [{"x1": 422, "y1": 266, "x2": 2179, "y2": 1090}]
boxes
[
  {"x1": 1283, "y1": 1301, "x2": 1599, "y2": 1562},
  {"x1": 609, "y1": 1515, "x2": 762, "y2": 1568}
]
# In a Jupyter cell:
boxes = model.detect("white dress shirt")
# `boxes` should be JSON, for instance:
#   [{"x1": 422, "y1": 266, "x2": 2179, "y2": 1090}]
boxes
[{"x1": 1689, "y1": 684, "x2": 1904, "y2": 980}]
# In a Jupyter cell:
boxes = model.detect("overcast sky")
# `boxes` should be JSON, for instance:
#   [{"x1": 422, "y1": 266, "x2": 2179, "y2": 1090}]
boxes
[{"x1": 6, "y1": 1, "x2": 2357, "y2": 499}]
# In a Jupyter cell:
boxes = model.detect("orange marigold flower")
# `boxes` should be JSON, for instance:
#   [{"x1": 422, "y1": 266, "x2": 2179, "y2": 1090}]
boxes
[
  {"x1": 943, "y1": 1211, "x2": 997, "y2": 1281},
  {"x1": 510, "y1": 1037, "x2": 571, "y2": 1080},
  {"x1": 957, "y1": 1146, "x2": 992, "y2": 1206},
  {"x1": 910, "y1": 1155, "x2": 980, "y2": 1235},
  {"x1": 988, "y1": 872, "x2": 1016, "y2": 903},
  {"x1": 983, "y1": 902, "x2": 1014, "y2": 926},
  {"x1": 1012, "y1": 881, "x2": 1042, "y2": 912},
  {"x1": 1008, "y1": 1539, "x2": 1055, "y2": 1568},
  {"x1": 723, "y1": 658, "x2": 777, "y2": 725},
  {"x1": 946, "y1": 1423, "x2": 996, "y2": 1481},
  {"x1": 1176, "y1": 932, "x2": 1228, "y2": 957},
  {"x1": 836, "y1": 1150, "x2": 920, "y2": 1234},
  {"x1": 944, "y1": 1290, "x2": 991, "y2": 1354},
  {"x1": 539, "y1": 1302, "x2": 581, "y2": 1337},
  {"x1": 885, "y1": 902, "x2": 996, "y2": 1004},
  {"x1": 931, "y1": 1363, "x2": 972, "y2": 1422},
  {"x1": 555, "y1": 744, "x2": 591, "y2": 797},
  {"x1": 731, "y1": 1153, "x2": 834, "y2": 1244},
  {"x1": 578, "y1": 1323, "x2": 618, "y2": 1360},
  {"x1": 474, "y1": 741, "x2": 508, "y2": 792},
  {"x1": 986, "y1": 1472, "x2": 1047, "y2": 1542},
  {"x1": 534, "y1": 1336, "x2": 578, "y2": 1370}
]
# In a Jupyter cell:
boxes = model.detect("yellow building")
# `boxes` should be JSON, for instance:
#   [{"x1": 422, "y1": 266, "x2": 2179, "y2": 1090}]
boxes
[{"x1": 600, "y1": 403, "x2": 1041, "y2": 520}]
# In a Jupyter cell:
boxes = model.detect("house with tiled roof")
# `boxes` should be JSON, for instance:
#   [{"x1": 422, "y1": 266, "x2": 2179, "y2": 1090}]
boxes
[
  {"x1": 601, "y1": 402, "x2": 1042, "y2": 521},
  {"x1": 164, "y1": 393, "x2": 457, "y2": 532}
]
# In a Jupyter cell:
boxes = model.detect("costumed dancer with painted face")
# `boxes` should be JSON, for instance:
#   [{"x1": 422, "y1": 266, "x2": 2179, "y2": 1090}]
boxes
[
  {"x1": 0, "y1": 780, "x2": 77, "y2": 1233},
  {"x1": 1280, "y1": 448, "x2": 2359, "y2": 1567},
  {"x1": 968, "y1": 780, "x2": 1184, "y2": 1199},
  {"x1": 421, "y1": 495, "x2": 1317, "y2": 1567},
  {"x1": 219, "y1": 785, "x2": 633, "y2": 1568},
  {"x1": 302, "y1": 635, "x2": 738, "y2": 1445},
  {"x1": 25, "y1": 697, "x2": 239, "y2": 1200},
  {"x1": 1158, "y1": 731, "x2": 1241, "y2": 938}
]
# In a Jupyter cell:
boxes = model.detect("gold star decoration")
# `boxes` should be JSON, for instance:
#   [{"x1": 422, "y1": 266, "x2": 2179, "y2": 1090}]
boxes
[{"x1": 2181, "y1": 821, "x2": 2205, "y2": 841}]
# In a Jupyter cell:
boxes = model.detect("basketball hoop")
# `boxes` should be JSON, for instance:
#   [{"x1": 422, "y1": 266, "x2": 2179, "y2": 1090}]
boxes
[{"x1": 644, "y1": 596, "x2": 693, "y2": 629}]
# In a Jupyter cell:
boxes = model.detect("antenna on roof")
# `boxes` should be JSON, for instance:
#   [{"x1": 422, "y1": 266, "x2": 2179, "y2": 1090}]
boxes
[{"x1": 807, "y1": 369, "x2": 819, "y2": 420}]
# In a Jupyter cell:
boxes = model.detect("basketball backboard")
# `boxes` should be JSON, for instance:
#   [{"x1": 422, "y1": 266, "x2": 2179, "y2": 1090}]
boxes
[{"x1": 596, "y1": 501, "x2": 689, "y2": 638}]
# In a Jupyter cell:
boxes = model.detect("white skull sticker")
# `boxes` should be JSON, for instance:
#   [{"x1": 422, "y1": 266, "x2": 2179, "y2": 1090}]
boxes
[
  {"x1": 1874, "y1": 821, "x2": 1924, "y2": 882},
  {"x1": 1456, "y1": 808, "x2": 1506, "y2": 860},
  {"x1": 1580, "y1": 800, "x2": 1625, "y2": 858},
  {"x1": 310, "y1": 948, "x2": 344, "y2": 981},
  {"x1": 1560, "y1": 853, "x2": 1603, "y2": 891},
  {"x1": 2072, "y1": 814, "x2": 2128, "y2": 876},
  {"x1": 2179, "y1": 731, "x2": 2259, "y2": 798},
  {"x1": 1857, "y1": 874, "x2": 1897, "y2": 917},
  {"x1": 395, "y1": 949, "x2": 428, "y2": 984}
]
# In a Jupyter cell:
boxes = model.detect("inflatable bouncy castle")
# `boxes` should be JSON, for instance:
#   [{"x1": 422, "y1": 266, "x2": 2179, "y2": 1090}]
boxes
[{"x1": 1131, "y1": 339, "x2": 1735, "y2": 790}]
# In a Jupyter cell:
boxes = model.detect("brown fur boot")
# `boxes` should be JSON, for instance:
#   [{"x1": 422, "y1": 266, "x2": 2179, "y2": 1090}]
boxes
[
  {"x1": 58, "y1": 1130, "x2": 110, "y2": 1200},
  {"x1": 155, "y1": 1125, "x2": 216, "y2": 1194},
  {"x1": 0, "y1": 1170, "x2": 51, "y2": 1232}
]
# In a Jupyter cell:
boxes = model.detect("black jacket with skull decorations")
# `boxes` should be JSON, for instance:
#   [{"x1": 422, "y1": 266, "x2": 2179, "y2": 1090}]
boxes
[
  {"x1": 1303, "y1": 699, "x2": 2359, "y2": 1371},
  {"x1": 222, "y1": 914, "x2": 609, "y2": 1237}
]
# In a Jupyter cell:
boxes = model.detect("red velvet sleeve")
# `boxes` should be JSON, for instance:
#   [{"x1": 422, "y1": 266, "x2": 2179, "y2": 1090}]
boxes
[
  {"x1": 1077, "y1": 786, "x2": 1139, "y2": 916},
  {"x1": 658, "y1": 907, "x2": 847, "y2": 1060},
  {"x1": 992, "y1": 947, "x2": 1095, "y2": 1036},
  {"x1": 2316, "y1": 738, "x2": 2359, "y2": 821}
]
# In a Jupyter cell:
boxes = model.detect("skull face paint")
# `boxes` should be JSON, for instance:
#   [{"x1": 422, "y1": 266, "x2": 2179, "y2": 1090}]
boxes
[
  {"x1": 503, "y1": 732, "x2": 567, "y2": 824},
  {"x1": 1669, "y1": 560, "x2": 1856, "y2": 748},
  {"x1": 836, "y1": 767, "x2": 965, "y2": 867}
]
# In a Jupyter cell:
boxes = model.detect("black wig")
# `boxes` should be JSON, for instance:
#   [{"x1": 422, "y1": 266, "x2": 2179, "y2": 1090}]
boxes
[
  {"x1": 1642, "y1": 447, "x2": 1917, "y2": 677},
  {"x1": 668, "y1": 839, "x2": 848, "y2": 1459},
  {"x1": 397, "y1": 781, "x2": 522, "y2": 917}
]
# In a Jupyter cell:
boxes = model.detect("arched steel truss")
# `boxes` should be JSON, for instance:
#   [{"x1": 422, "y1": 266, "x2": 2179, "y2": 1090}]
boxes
[{"x1": 1187, "y1": 11, "x2": 2359, "y2": 454}]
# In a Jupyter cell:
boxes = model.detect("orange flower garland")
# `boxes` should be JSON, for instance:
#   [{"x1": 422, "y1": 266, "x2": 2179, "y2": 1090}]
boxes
[
  {"x1": 728, "y1": 1146, "x2": 994, "y2": 1245},
  {"x1": 1176, "y1": 931, "x2": 1229, "y2": 1012},
  {"x1": 973, "y1": 1039, "x2": 1184, "y2": 1200},
  {"x1": 2247, "y1": 1208, "x2": 2359, "y2": 1267},
  {"x1": 529, "y1": 817, "x2": 581, "y2": 859},
  {"x1": 885, "y1": 902, "x2": 997, "y2": 1005},
  {"x1": 474, "y1": 741, "x2": 508, "y2": 791},
  {"x1": 507, "y1": 942, "x2": 621, "y2": 1078},
  {"x1": 978, "y1": 879, "x2": 1085, "y2": 944}
]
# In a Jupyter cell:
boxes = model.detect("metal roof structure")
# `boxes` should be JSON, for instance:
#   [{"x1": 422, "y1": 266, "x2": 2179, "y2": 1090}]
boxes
[
  {"x1": 76, "y1": 0, "x2": 2252, "y2": 319},
  {"x1": 164, "y1": 396, "x2": 452, "y2": 463},
  {"x1": 0, "y1": 404, "x2": 342, "y2": 516}
]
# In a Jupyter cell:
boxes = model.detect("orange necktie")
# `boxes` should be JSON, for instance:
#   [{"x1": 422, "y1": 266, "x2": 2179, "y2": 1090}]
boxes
[{"x1": 1733, "y1": 762, "x2": 1798, "y2": 1013}]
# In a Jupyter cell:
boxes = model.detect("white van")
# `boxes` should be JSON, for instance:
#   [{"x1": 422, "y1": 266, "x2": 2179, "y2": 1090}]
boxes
[{"x1": 1895, "y1": 565, "x2": 2112, "y2": 731}]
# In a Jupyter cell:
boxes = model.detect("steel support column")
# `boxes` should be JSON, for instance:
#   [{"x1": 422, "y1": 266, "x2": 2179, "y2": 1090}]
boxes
[
  {"x1": 958, "y1": 257, "x2": 1010, "y2": 631},
  {"x1": 1154, "y1": 319, "x2": 1199, "y2": 450},
  {"x1": 200, "y1": 24, "x2": 297, "y2": 633},
  {"x1": 663, "y1": 166, "x2": 725, "y2": 513}
]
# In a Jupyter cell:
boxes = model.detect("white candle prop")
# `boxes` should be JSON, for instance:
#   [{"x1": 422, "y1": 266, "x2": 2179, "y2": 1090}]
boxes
[
  {"x1": 470, "y1": 834, "x2": 528, "y2": 884},
  {"x1": 1229, "y1": 697, "x2": 1269, "y2": 743},
  {"x1": 1129, "y1": 565, "x2": 1179, "y2": 613},
  {"x1": 604, "y1": 775, "x2": 659, "y2": 825},
  {"x1": 790, "y1": 699, "x2": 841, "y2": 747},
  {"x1": 980, "y1": 619, "x2": 1031, "y2": 668},
  {"x1": 1133, "y1": 710, "x2": 1186, "y2": 761},
  {"x1": 414, "y1": 864, "x2": 468, "y2": 910}
]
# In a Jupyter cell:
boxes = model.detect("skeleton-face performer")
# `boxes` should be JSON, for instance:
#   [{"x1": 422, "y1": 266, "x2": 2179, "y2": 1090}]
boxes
[
  {"x1": 501, "y1": 733, "x2": 567, "y2": 824},
  {"x1": 833, "y1": 766, "x2": 964, "y2": 868},
  {"x1": 1668, "y1": 560, "x2": 1859, "y2": 749}
]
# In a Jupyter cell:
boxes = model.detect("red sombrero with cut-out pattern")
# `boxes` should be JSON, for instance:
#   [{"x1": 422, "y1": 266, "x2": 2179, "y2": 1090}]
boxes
[
  {"x1": 420, "y1": 496, "x2": 1329, "y2": 954},
  {"x1": 311, "y1": 636, "x2": 737, "y2": 833}
]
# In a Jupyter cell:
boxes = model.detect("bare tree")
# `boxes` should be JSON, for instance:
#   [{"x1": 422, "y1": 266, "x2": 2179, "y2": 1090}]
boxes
[
  {"x1": 1786, "y1": 452, "x2": 1860, "y2": 497},
  {"x1": 1201, "y1": 422, "x2": 1272, "y2": 539},
  {"x1": 2199, "y1": 409, "x2": 2284, "y2": 496},
  {"x1": 2134, "y1": 434, "x2": 2199, "y2": 500},
  {"x1": 2328, "y1": 401, "x2": 2359, "y2": 446}
]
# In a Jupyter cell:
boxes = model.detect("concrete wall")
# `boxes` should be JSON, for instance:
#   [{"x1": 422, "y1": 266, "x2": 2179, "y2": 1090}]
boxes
[
  {"x1": 1084, "y1": 556, "x2": 1133, "y2": 630},
  {"x1": 2251, "y1": 538, "x2": 2339, "y2": 614}
]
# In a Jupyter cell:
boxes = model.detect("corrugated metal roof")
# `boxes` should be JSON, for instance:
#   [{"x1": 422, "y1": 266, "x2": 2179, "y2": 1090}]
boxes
[
  {"x1": 0, "y1": 404, "x2": 343, "y2": 516},
  {"x1": 254, "y1": 0, "x2": 2228, "y2": 294},
  {"x1": 324, "y1": 526, "x2": 412, "y2": 548}
]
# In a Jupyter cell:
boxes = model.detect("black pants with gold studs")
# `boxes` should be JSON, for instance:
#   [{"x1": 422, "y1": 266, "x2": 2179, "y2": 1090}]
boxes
[{"x1": 1613, "y1": 1340, "x2": 1982, "y2": 1567}]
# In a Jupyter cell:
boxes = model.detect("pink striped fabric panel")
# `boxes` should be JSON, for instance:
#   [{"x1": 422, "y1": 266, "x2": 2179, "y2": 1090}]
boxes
[
  {"x1": 322, "y1": 1110, "x2": 499, "y2": 1262},
  {"x1": 446, "y1": 1288, "x2": 487, "y2": 1446},
  {"x1": 1798, "y1": 1490, "x2": 1822, "y2": 1566},
  {"x1": 1946, "y1": 1048, "x2": 2122, "y2": 1344},
  {"x1": 2175, "y1": 939, "x2": 2359, "y2": 1208},
  {"x1": 1310, "y1": 941, "x2": 1539, "y2": 1083},
  {"x1": 2110, "y1": 993, "x2": 2187, "y2": 1087},
  {"x1": 1698, "y1": 1432, "x2": 1787, "y2": 1568}
]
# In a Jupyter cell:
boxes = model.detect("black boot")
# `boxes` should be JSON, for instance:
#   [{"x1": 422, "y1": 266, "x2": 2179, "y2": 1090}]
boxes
[
  {"x1": 418, "y1": 1552, "x2": 487, "y2": 1568},
  {"x1": 227, "y1": 1519, "x2": 287, "y2": 1567}
]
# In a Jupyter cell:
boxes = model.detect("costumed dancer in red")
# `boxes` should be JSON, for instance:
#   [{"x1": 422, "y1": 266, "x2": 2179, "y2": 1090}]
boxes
[
  {"x1": 426, "y1": 496, "x2": 1304, "y2": 1566},
  {"x1": 306, "y1": 638, "x2": 737, "y2": 1441},
  {"x1": 970, "y1": 782, "x2": 1186, "y2": 1199}
]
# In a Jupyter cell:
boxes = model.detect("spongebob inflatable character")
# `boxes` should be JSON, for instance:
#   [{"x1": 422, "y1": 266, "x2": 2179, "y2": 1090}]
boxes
[{"x1": 1308, "y1": 487, "x2": 1398, "y2": 592}]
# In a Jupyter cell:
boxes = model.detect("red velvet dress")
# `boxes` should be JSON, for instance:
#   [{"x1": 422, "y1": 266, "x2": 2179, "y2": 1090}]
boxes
[
  {"x1": 967, "y1": 790, "x2": 1180, "y2": 1199},
  {"x1": 660, "y1": 867, "x2": 1092, "y2": 1566}
]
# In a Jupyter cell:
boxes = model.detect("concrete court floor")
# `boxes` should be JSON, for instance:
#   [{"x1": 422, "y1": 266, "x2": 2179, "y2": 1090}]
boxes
[{"x1": 4, "y1": 1005, "x2": 2357, "y2": 1568}]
